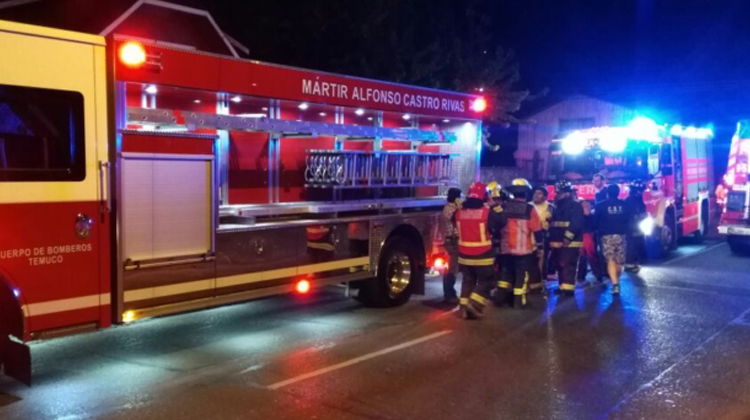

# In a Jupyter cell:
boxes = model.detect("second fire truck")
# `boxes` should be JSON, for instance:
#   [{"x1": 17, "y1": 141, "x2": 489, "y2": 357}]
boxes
[{"x1": 546, "y1": 117, "x2": 714, "y2": 257}]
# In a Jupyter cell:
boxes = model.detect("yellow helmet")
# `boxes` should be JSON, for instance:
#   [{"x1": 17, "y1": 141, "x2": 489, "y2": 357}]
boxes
[
  {"x1": 507, "y1": 178, "x2": 533, "y2": 197},
  {"x1": 486, "y1": 181, "x2": 502, "y2": 198},
  {"x1": 511, "y1": 178, "x2": 532, "y2": 188}
]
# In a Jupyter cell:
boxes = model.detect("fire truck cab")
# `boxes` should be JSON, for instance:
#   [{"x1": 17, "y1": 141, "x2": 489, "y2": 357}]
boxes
[
  {"x1": 0, "y1": 10, "x2": 485, "y2": 385},
  {"x1": 547, "y1": 117, "x2": 713, "y2": 258},
  {"x1": 718, "y1": 121, "x2": 750, "y2": 254}
]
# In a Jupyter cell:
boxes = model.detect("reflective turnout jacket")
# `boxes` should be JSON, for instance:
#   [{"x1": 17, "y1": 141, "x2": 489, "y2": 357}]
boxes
[
  {"x1": 499, "y1": 200, "x2": 542, "y2": 256},
  {"x1": 549, "y1": 197, "x2": 584, "y2": 248},
  {"x1": 456, "y1": 205, "x2": 502, "y2": 266}
]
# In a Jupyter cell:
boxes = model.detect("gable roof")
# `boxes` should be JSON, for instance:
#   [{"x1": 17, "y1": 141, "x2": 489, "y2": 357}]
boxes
[
  {"x1": 0, "y1": 0, "x2": 242, "y2": 56},
  {"x1": 516, "y1": 93, "x2": 637, "y2": 121}
]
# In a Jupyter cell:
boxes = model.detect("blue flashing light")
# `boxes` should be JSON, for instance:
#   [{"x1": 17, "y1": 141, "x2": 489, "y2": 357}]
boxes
[
  {"x1": 600, "y1": 128, "x2": 628, "y2": 153},
  {"x1": 562, "y1": 131, "x2": 586, "y2": 155},
  {"x1": 628, "y1": 117, "x2": 660, "y2": 141},
  {"x1": 12, "y1": 288, "x2": 20, "y2": 298}
]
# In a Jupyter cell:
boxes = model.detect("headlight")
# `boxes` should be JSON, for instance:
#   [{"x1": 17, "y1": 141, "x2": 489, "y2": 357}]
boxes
[{"x1": 639, "y1": 216, "x2": 655, "y2": 235}]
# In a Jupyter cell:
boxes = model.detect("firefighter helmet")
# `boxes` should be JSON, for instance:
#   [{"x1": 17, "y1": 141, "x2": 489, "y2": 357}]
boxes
[
  {"x1": 507, "y1": 178, "x2": 533, "y2": 197},
  {"x1": 555, "y1": 179, "x2": 573, "y2": 193},
  {"x1": 630, "y1": 179, "x2": 646, "y2": 192},
  {"x1": 487, "y1": 181, "x2": 502, "y2": 198},
  {"x1": 468, "y1": 182, "x2": 487, "y2": 199}
]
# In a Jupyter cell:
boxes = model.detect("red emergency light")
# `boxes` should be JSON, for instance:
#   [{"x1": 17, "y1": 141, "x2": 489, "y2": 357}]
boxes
[
  {"x1": 471, "y1": 97, "x2": 487, "y2": 113},
  {"x1": 433, "y1": 257, "x2": 447, "y2": 270},
  {"x1": 296, "y1": 279, "x2": 311, "y2": 294},
  {"x1": 119, "y1": 41, "x2": 147, "y2": 68}
]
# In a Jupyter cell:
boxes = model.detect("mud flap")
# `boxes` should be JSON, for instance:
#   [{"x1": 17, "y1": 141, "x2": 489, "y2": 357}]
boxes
[{"x1": 0, "y1": 336, "x2": 31, "y2": 386}]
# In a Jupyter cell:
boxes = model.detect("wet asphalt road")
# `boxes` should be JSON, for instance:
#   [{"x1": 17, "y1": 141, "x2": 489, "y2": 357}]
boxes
[{"x1": 2, "y1": 239, "x2": 750, "y2": 420}]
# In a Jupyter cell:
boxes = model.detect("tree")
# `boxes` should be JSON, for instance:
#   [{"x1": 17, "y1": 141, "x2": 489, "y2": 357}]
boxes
[
  {"x1": 211, "y1": 0, "x2": 543, "y2": 125},
  {"x1": 307, "y1": 0, "x2": 545, "y2": 125}
]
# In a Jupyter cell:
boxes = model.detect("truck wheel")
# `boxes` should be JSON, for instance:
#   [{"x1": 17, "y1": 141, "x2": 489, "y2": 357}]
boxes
[
  {"x1": 728, "y1": 235, "x2": 750, "y2": 256},
  {"x1": 357, "y1": 237, "x2": 418, "y2": 307}
]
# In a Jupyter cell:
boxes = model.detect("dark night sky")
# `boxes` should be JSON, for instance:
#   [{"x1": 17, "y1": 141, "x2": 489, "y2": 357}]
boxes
[
  {"x1": 184, "y1": 0, "x2": 749, "y2": 171},
  {"x1": 195, "y1": 1, "x2": 750, "y2": 123},
  {"x1": 13, "y1": 0, "x2": 745, "y2": 167},
  {"x1": 494, "y1": 0, "x2": 750, "y2": 126},
  {"x1": 195, "y1": 1, "x2": 750, "y2": 145}
]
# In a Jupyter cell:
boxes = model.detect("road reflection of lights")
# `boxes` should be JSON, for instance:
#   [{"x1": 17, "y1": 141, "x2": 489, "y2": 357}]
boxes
[
  {"x1": 539, "y1": 286, "x2": 559, "y2": 325},
  {"x1": 575, "y1": 288, "x2": 586, "y2": 310},
  {"x1": 593, "y1": 288, "x2": 615, "y2": 325}
]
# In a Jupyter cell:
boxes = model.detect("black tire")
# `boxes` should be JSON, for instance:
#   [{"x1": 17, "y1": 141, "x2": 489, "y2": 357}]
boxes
[
  {"x1": 648, "y1": 211, "x2": 675, "y2": 259},
  {"x1": 357, "y1": 237, "x2": 419, "y2": 307},
  {"x1": 728, "y1": 235, "x2": 750, "y2": 256}
]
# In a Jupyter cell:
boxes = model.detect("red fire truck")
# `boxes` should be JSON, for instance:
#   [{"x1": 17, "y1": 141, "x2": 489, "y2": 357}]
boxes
[
  {"x1": 546, "y1": 117, "x2": 714, "y2": 257},
  {"x1": 718, "y1": 121, "x2": 750, "y2": 254},
  {"x1": 0, "y1": 17, "x2": 486, "y2": 384}
]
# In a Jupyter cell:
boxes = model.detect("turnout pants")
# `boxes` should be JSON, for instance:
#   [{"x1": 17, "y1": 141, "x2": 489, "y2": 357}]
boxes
[
  {"x1": 460, "y1": 264, "x2": 495, "y2": 314},
  {"x1": 500, "y1": 254, "x2": 535, "y2": 306},
  {"x1": 496, "y1": 254, "x2": 534, "y2": 306},
  {"x1": 555, "y1": 247, "x2": 580, "y2": 293}
]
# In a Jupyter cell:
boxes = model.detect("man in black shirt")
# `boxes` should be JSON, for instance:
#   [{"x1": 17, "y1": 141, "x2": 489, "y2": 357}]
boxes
[{"x1": 595, "y1": 184, "x2": 631, "y2": 295}]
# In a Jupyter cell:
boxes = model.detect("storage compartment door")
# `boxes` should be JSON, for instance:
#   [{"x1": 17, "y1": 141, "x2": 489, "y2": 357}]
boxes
[{"x1": 122, "y1": 156, "x2": 213, "y2": 263}]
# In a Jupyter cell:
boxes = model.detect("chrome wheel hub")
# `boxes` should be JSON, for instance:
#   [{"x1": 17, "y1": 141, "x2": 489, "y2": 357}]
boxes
[{"x1": 386, "y1": 252, "x2": 411, "y2": 297}]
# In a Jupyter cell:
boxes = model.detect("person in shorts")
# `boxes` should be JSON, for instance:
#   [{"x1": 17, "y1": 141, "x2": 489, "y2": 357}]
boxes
[{"x1": 594, "y1": 184, "x2": 631, "y2": 295}]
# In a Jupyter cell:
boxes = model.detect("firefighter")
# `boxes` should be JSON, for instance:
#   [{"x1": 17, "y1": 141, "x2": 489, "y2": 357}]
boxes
[
  {"x1": 486, "y1": 181, "x2": 503, "y2": 209},
  {"x1": 595, "y1": 184, "x2": 631, "y2": 295},
  {"x1": 625, "y1": 180, "x2": 647, "y2": 273},
  {"x1": 486, "y1": 181, "x2": 508, "y2": 300},
  {"x1": 549, "y1": 180, "x2": 585, "y2": 296},
  {"x1": 494, "y1": 179, "x2": 542, "y2": 308},
  {"x1": 440, "y1": 187, "x2": 462, "y2": 303},
  {"x1": 529, "y1": 186, "x2": 554, "y2": 294},
  {"x1": 456, "y1": 182, "x2": 502, "y2": 319}
]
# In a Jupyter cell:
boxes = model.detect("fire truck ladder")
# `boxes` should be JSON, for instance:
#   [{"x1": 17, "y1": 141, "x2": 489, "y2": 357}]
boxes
[
  {"x1": 126, "y1": 107, "x2": 459, "y2": 143},
  {"x1": 303, "y1": 150, "x2": 456, "y2": 189},
  {"x1": 126, "y1": 107, "x2": 461, "y2": 200}
]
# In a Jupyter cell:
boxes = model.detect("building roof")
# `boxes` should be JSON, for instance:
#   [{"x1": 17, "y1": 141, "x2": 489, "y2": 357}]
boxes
[
  {"x1": 516, "y1": 94, "x2": 627, "y2": 121},
  {"x1": 0, "y1": 0, "x2": 242, "y2": 56}
]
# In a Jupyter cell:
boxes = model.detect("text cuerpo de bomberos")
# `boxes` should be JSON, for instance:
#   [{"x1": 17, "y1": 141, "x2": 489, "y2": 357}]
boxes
[{"x1": 0, "y1": 243, "x2": 94, "y2": 266}]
